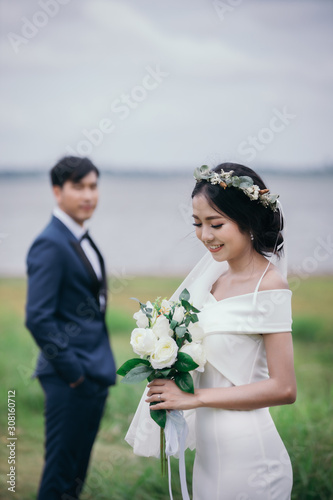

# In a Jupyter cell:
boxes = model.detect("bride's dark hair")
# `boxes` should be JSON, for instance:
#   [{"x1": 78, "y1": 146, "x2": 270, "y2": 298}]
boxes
[{"x1": 191, "y1": 163, "x2": 284, "y2": 257}]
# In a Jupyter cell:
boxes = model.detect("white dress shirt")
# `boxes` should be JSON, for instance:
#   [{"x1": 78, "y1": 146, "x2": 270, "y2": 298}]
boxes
[{"x1": 53, "y1": 207, "x2": 102, "y2": 281}]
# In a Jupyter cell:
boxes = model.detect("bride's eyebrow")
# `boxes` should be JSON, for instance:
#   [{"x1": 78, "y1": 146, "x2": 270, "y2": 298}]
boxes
[{"x1": 192, "y1": 214, "x2": 225, "y2": 220}]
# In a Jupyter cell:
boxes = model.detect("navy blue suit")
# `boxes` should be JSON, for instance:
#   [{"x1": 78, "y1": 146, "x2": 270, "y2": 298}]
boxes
[{"x1": 26, "y1": 216, "x2": 116, "y2": 499}]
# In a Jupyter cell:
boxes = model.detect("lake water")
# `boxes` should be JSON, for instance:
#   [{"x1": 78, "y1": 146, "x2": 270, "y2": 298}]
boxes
[{"x1": 0, "y1": 173, "x2": 332, "y2": 277}]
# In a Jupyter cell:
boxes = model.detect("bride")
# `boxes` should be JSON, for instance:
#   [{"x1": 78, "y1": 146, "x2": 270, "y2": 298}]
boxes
[{"x1": 126, "y1": 163, "x2": 296, "y2": 500}]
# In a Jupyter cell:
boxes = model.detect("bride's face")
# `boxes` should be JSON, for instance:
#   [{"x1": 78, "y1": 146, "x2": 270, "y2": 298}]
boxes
[{"x1": 192, "y1": 194, "x2": 252, "y2": 263}]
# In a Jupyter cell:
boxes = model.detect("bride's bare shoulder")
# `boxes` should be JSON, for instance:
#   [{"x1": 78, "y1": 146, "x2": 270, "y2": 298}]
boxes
[{"x1": 259, "y1": 266, "x2": 289, "y2": 291}]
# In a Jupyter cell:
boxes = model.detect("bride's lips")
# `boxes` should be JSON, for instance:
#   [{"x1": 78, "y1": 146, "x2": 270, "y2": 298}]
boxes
[{"x1": 207, "y1": 244, "x2": 224, "y2": 253}]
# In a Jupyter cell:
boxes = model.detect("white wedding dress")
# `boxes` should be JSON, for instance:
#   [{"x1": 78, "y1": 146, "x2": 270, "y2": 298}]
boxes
[{"x1": 125, "y1": 253, "x2": 293, "y2": 499}]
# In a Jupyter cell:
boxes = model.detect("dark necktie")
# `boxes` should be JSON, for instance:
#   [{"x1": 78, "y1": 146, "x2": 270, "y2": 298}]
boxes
[{"x1": 80, "y1": 231, "x2": 107, "y2": 312}]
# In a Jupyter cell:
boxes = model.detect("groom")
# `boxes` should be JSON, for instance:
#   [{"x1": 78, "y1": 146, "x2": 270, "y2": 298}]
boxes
[{"x1": 25, "y1": 156, "x2": 116, "y2": 499}]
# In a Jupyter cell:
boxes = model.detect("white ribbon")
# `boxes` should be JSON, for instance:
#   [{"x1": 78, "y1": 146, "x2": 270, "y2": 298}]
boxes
[{"x1": 164, "y1": 410, "x2": 190, "y2": 500}]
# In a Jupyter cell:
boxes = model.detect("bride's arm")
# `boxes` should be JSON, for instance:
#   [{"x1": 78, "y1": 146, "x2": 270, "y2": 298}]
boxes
[{"x1": 147, "y1": 332, "x2": 296, "y2": 411}]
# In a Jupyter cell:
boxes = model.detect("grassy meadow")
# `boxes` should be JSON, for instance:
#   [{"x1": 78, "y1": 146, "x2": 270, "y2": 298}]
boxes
[{"x1": 0, "y1": 275, "x2": 332, "y2": 500}]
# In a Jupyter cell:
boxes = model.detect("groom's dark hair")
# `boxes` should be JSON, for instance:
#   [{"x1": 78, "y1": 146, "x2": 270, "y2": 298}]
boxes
[{"x1": 50, "y1": 156, "x2": 100, "y2": 187}]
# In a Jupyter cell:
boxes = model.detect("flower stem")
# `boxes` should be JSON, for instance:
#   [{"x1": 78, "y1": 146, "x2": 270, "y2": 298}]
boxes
[{"x1": 160, "y1": 427, "x2": 166, "y2": 476}]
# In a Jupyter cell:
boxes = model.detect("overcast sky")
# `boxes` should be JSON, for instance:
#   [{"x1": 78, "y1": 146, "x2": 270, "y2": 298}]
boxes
[{"x1": 1, "y1": 0, "x2": 332, "y2": 171}]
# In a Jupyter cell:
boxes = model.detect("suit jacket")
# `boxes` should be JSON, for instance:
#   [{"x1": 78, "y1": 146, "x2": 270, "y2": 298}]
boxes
[{"x1": 25, "y1": 216, "x2": 116, "y2": 387}]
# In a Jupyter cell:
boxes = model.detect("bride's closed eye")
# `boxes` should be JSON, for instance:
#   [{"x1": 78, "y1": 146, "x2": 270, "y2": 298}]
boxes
[{"x1": 192, "y1": 223, "x2": 223, "y2": 229}]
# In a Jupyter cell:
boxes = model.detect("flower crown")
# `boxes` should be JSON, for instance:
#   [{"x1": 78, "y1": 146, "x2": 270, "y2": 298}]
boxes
[{"x1": 193, "y1": 165, "x2": 279, "y2": 212}]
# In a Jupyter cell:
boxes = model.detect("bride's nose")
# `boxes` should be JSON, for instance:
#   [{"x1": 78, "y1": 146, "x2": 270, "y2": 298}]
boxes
[{"x1": 201, "y1": 225, "x2": 214, "y2": 243}]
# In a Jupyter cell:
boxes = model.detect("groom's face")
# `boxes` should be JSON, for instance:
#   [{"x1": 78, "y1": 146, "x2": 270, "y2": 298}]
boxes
[{"x1": 53, "y1": 171, "x2": 99, "y2": 226}]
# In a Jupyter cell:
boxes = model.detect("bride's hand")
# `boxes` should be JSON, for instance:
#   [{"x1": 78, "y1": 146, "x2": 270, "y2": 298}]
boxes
[{"x1": 146, "y1": 379, "x2": 199, "y2": 411}]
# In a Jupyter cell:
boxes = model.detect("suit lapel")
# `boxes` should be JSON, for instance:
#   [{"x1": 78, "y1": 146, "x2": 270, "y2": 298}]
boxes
[{"x1": 52, "y1": 216, "x2": 107, "y2": 310}]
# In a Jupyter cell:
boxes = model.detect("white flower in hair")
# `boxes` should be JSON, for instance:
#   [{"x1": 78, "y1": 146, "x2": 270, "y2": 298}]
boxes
[
  {"x1": 220, "y1": 169, "x2": 233, "y2": 180},
  {"x1": 210, "y1": 173, "x2": 221, "y2": 185},
  {"x1": 244, "y1": 185, "x2": 260, "y2": 201}
]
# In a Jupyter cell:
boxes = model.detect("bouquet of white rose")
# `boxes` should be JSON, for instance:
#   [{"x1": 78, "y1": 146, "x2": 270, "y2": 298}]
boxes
[{"x1": 117, "y1": 288, "x2": 206, "y2": 476}]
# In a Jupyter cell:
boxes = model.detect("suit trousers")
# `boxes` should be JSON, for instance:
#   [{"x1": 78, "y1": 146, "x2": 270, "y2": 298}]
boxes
[{"x1": 37, "y1": 374, "x2": 108, "y2": 500}]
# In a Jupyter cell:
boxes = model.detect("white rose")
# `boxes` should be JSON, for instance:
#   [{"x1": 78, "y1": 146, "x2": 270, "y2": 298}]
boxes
[
  {"x1": 187, "y1": 321, "x2": 205, "y2": 342},
  {"x1": 130, "y1": 328, "x2": 157, "y2": 358},
  {"x1": 172, "y1": 306, "x2": 185, "y2": 323},
  {"x1": 160, "y1": 299, "x2": 171, "y2": 315},
  {"x1": 152, "y1": 315, "x2": 173, "y2": 338},
  {"x1": 133, "y1": 309, "x2": 149, "y2": 328},
  {"x1": 150, "y1": 337, "x2": 178, "y2": 370},
  {"x1": 180, "y1": 342, "x2": 206, "y2": 372}
]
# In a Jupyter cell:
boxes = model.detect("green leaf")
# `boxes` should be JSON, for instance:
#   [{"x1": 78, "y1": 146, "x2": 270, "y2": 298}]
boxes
[
  {"x1": 181, "y1": 300, "x2": 192, "y2": 312},
  {"x1": 176, "y1": 337, "x2": 184, "y2": 349},
  {"x1": 120, "y1": 364, "x2": 153, "y2": 384},
  {"x1": 194, "y1": 165, "x2": 211, "y2": 181},
  {"x1": 174, "y1": 352, "x2": 199, "y2": 372},
  {"x1": 269, "y1": 194, "x2": 279, "y2": 203},
  {"x1": 145, "y1": 307, "x2": 153, "y2": 317},
  {"x1": 174, "y1": 371, "x2": 195, "y2": 394},
  {"x1": 190, "y1": 313, "x2": 199, "y2": 323},
  {"x1": 190, "y1": 304, "x2": 200, "y2": 313},
  {"x1": 180, "y1": 298, "x2": 200, "y2": 314},
  {"x1": 130, "y1": 297, "x2": 142, "y2": 303},
  {"x1": 117, "y1": 358, "x2": 150, "y2": 376},
  {"x1": 169, "y1": 319, "x2": 178, "y2": 330},
  {"x1": 130, "y1": 297, "x2": 146, "y2": 312},
  {"x1": 184, "y1": 333, "x2": 191, "y2": 343},
  {"x1": 158, "y1": 368, "x2": 173, "y2": 378},
  {"x1": 150, "y1": 405, "x2": 166, "y2": 428},
  {"x1": 238, "y1": 176, "x2": 254, "y2": 188},
  {"x1": 175, "y1": 326, "x2": 187, "y2": 338},
  {"x1": 231, "y1": 176, "x2": 240, "y2": 187},
  {"x1": 179, "y1": 288, "x2": 190, "y2": 302}
]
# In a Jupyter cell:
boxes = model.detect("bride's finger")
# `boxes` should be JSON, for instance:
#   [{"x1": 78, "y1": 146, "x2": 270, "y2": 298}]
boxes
[
  {"x1": 147, "y1": 387, "x2": 160, "y2": 396},
  {"x1": 147, "y1": 379, "x2": 165, "y2": 387},
  {"x1": 145, "y1": 393, "x2": 164, "y2": 403}
]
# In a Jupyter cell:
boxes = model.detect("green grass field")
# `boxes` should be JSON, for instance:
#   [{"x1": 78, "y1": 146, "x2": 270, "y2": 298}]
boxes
[{"x1": 0, "y1": 276, "x2": 332, "y2": 499}]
